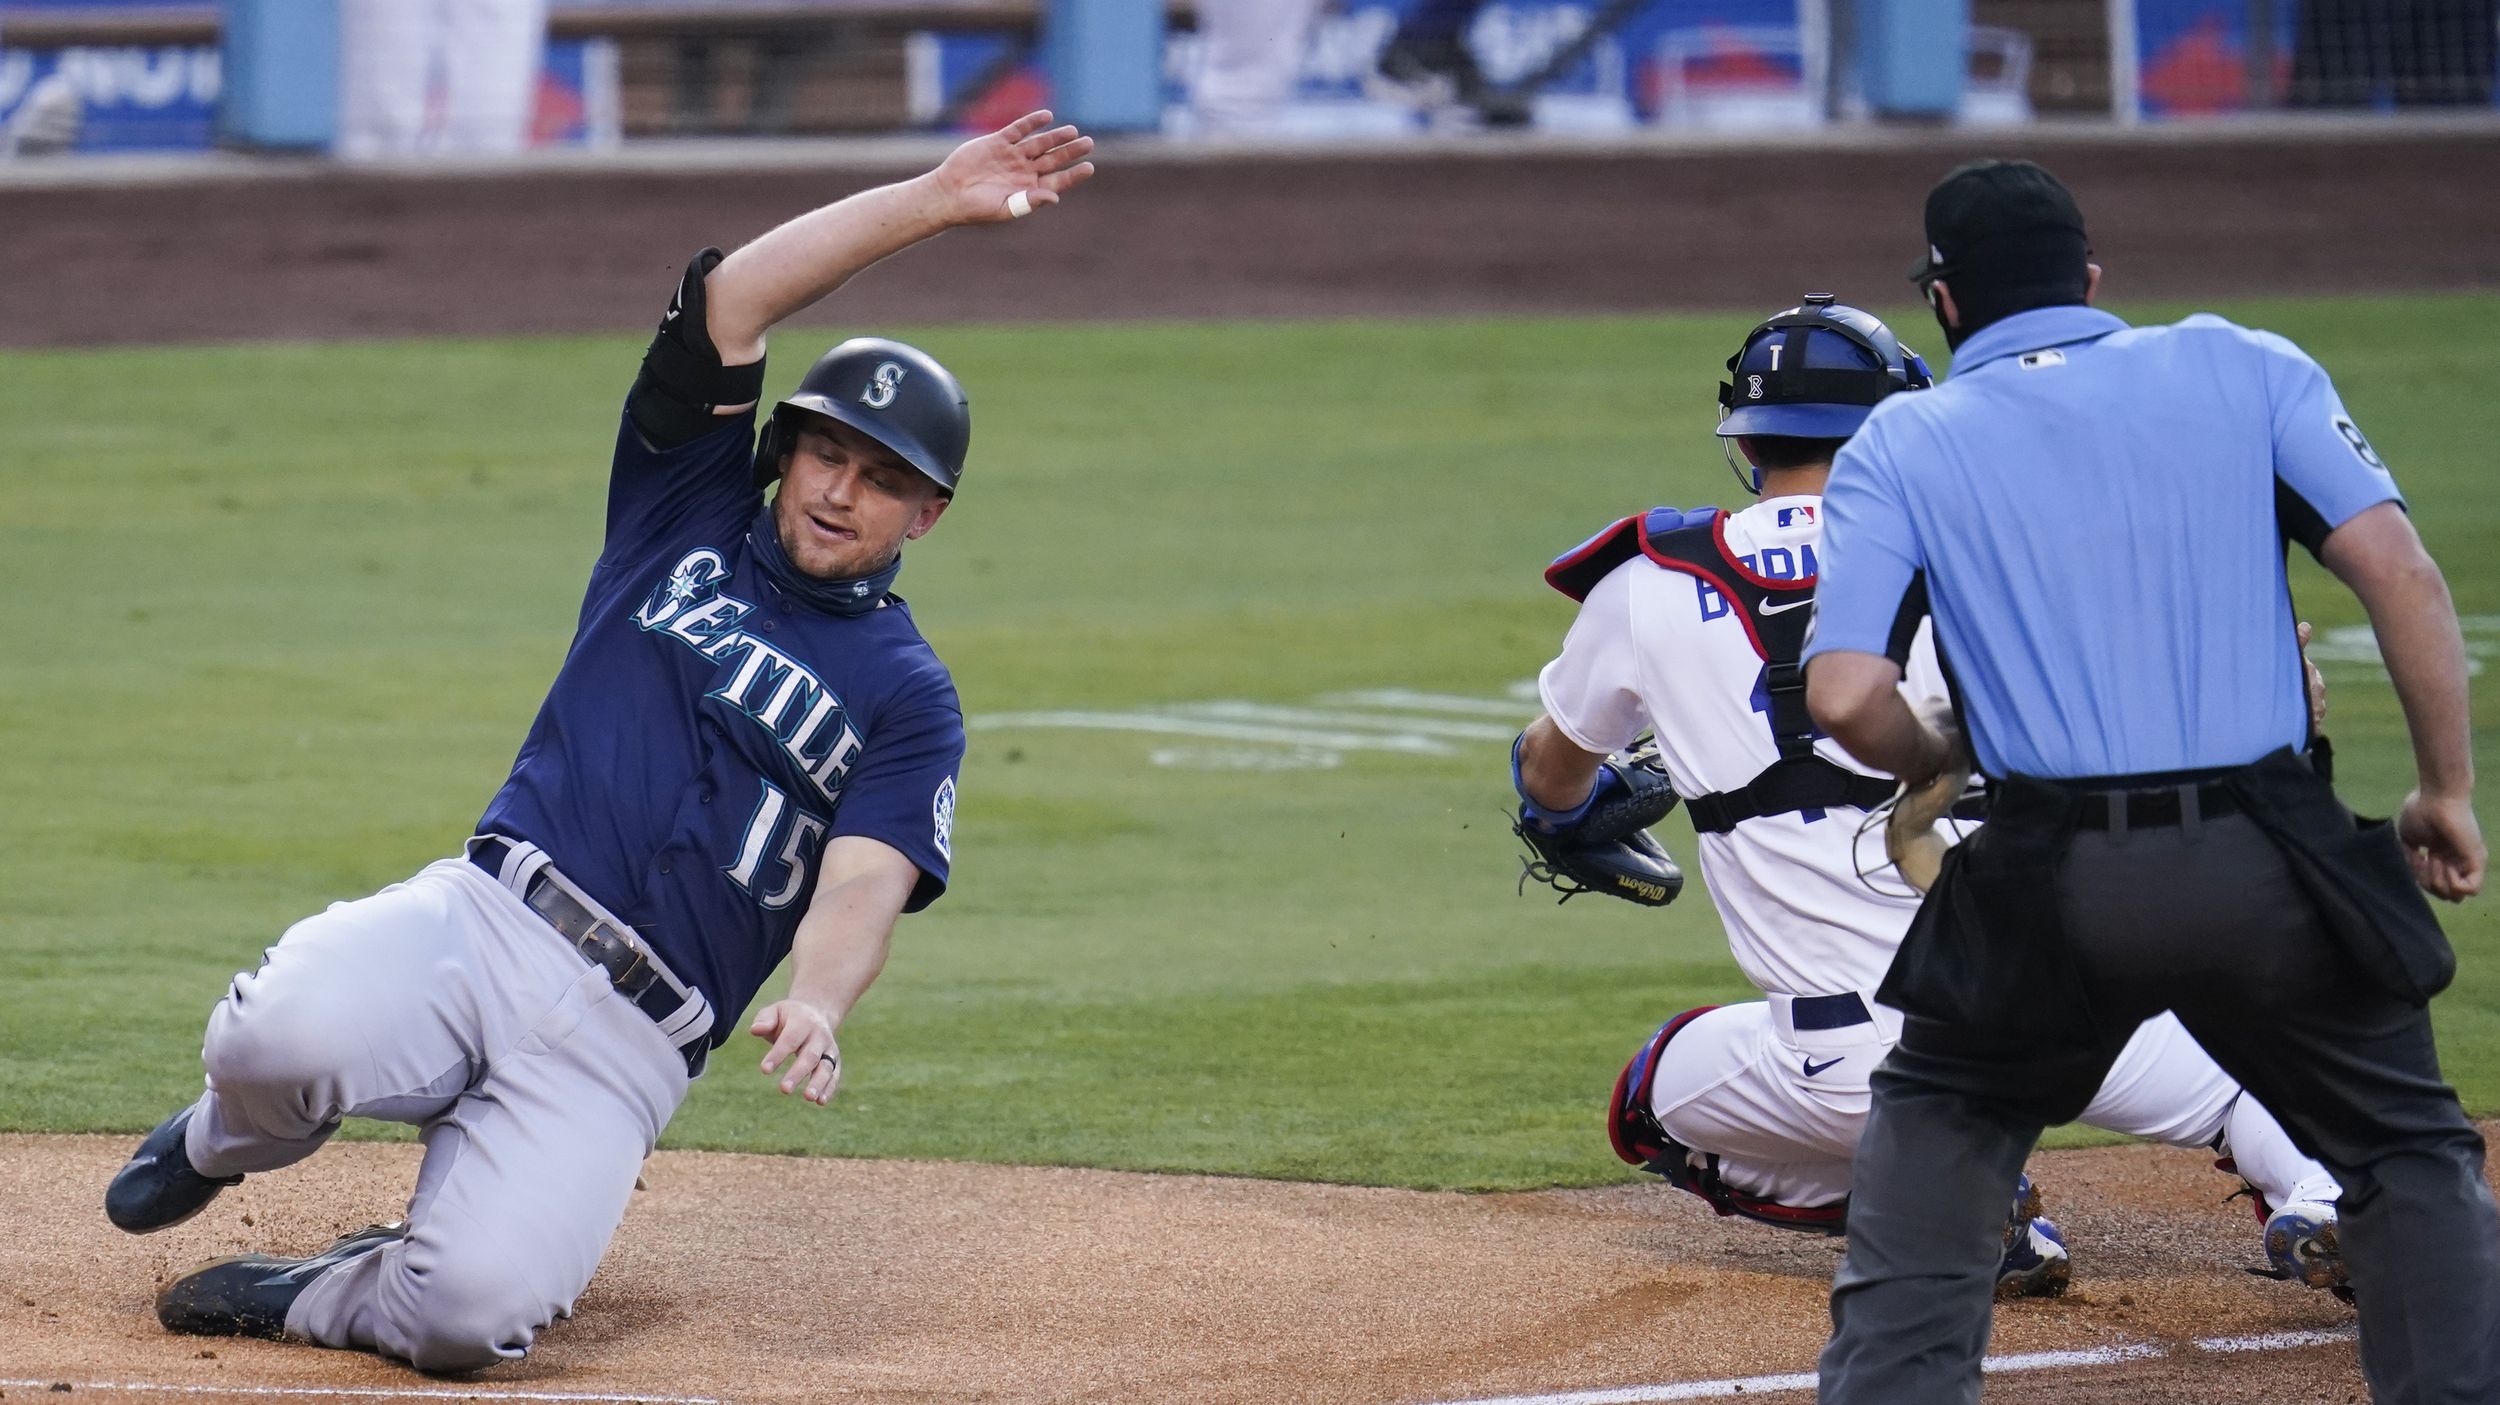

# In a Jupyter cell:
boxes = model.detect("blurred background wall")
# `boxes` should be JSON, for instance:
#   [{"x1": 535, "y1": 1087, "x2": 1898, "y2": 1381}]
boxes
[{"x1": 0, "y1": 0, "x2": 2489, "y2": 161}]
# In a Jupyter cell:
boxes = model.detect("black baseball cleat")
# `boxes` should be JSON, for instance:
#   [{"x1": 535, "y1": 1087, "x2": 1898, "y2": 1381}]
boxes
[
  {"x1": 157, "y1": 1222, "x2": 408, "y2": 1341},
  {"x1": 106, "y1": 1107, "x2": 242, "y2": 1233}
]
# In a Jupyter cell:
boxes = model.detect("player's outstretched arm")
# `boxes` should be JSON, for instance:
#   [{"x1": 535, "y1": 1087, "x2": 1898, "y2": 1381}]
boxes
[
  {"x1": 749, "y1": 835, "x2": 923, "y2": 1107},
  {"x1": 705, "y1": 111, "x2": 1096, "y2": 364}
]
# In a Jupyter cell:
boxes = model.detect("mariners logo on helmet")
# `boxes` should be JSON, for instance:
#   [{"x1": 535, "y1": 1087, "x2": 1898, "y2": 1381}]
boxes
[
  {"x1": 861, "y1": 362, "x2": 908, "y2": 410},
  {"x1": 756, "y1": 338, "x2": 971, "y2": 493}
]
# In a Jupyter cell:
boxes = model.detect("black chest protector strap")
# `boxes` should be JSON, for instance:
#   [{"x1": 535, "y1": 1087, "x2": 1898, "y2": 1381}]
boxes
[{"x1": 1638, "y1": 521, "x2": 1898, "y2": 835}]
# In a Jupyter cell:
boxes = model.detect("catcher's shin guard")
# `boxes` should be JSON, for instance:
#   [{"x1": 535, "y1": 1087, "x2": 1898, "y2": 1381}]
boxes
[{"x1": 1608, "y1": 1008, "x2": 1848, "y2": 1236}]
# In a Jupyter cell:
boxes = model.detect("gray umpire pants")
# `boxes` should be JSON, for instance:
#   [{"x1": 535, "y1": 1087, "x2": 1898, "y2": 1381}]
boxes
[
  {"x1": 1819, "y1": 812, "x2": 2500, "y2": 1405},
  {"x1": 183, "y1": 858, "x2": 693, "y2": 1373}
]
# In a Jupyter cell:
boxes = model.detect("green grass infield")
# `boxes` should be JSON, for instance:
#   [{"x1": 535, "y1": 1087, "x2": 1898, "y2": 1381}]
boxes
[{"x1": 4, "y1": 295, "x2": 2495, "y2": 1190}]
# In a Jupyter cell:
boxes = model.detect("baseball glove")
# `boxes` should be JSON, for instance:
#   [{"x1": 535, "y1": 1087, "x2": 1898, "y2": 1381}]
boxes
[
  {"x1": 1515, "y1": 747, "x2": 1686, "y2": 906},
  {"x1": 1884, "y1": 709, "x2": 1974, "y2": 894}
]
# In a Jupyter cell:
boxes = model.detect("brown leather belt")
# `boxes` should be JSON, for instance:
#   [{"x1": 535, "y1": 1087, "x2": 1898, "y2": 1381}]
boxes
[{"x1": 469, "y1": 836, "x2": 708, "y2": 1078}]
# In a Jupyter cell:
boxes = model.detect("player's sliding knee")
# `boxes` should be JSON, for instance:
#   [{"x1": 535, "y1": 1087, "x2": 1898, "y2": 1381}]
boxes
[
  {"x1": 396, "y1": 1270, "x2": 550, "y2": 1374},
  {"x1": 199, "y1": 984, "x2": 357, "y2": 1100},
  {"x1": 400, "y1": 1315, "x2": 534, "y2": 1375}
]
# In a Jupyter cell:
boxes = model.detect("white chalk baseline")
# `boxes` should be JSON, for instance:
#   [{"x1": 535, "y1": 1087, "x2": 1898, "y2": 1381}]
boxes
[{"x1": 1409, "y1": 1325, "x2": 2359, "y2": 1405}]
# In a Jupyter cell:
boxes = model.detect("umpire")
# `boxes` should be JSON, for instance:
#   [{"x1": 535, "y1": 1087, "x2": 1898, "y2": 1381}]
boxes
[{"x1": 1802, "y1": 158, "x2": 2496, "y2": 1403}]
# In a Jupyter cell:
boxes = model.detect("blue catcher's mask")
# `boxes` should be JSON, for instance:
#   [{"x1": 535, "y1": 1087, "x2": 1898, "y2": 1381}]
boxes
[{"x1": 1714, "y1": 294, "x2": 1934, "y2": 494}]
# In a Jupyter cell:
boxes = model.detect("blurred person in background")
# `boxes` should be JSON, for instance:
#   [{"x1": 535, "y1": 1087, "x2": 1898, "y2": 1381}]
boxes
[
  {"x1": 1371, "y1": 0, "x2": 1530, "y2": 125},
  {"x1": 339, "y1": 0, "x2": 549, "y2": 159},
  {"x1": 1190, "y1": 0, "x2": 1326, "y2": 134}
]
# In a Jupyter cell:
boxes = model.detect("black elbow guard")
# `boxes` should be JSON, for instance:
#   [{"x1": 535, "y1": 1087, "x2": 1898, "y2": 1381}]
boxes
[{"x1": 627, "y1": 247, "x2": 769, "y2": 450}]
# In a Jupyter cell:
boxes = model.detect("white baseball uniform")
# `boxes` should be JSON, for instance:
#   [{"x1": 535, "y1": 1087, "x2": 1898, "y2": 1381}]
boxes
[
  {"x1": 1542, "y1": 494, "x2": 2340, "y2": 1215},
  {"x1": 338, "y1": 0, "x2": 548, "y2": 161}
]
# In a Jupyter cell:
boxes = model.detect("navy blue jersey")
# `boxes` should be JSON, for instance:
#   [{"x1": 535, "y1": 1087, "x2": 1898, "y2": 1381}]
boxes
[{"x1": 477, "y1": 406, "x2": 963, "y2": 1038}]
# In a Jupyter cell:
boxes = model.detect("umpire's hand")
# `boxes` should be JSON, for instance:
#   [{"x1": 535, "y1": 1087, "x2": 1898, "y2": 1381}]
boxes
[{"x1": 2399, "y1": 792, "x2": 2486, "y2": 902}]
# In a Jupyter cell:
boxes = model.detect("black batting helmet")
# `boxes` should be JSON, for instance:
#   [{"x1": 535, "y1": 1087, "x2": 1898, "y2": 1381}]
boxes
[{"x1": 755, "y1": 337, "x2": 970, "y2": 493}]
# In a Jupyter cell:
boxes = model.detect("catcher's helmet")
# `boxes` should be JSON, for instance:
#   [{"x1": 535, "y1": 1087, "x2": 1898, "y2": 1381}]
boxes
[
  {"x1": 755, "y1": 337, "x2": 970, "y2": 493},
  {"x1": 1716, "y1": 294, "x2": 1932, "y2": 442}
]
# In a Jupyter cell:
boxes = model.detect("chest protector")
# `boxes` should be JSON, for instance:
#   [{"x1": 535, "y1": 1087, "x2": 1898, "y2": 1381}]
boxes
[{"x1": 1546, "y1": 508, "x2": 1896, "y2": 834}]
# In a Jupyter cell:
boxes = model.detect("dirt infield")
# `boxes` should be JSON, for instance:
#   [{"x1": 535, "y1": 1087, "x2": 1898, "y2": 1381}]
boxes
[
  {"x1": 0, "y1": 1130, "x2": 2411, "y2": 1404},
  {"x1": 6, "y1": 129, "x2": 2500, "y2": 348}
]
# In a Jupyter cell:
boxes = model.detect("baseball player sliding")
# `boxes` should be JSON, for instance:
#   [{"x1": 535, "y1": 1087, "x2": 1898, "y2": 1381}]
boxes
[
  {"x1": 101, "y1": 112, "x2": 1094, "y2": 1371},
  {"x1": 1513, "y1": 297, "x2": 2349, "y2": 1297}
]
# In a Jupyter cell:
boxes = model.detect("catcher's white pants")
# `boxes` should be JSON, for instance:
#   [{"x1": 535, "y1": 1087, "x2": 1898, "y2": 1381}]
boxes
[
  {"x1": 1648, "y1": 1000, "x2": 2340, "y2": 1215},
  {"x1": 337, "y1": 0, "x2": 548, "y2": 160},
  {"x1": 184, "y1": 859, "x2": 690, "y2": 1372}
]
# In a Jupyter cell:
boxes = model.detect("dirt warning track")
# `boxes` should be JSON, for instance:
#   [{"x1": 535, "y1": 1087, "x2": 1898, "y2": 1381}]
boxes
[
  {"x1": 1, "y1": 1131, "x2": 2400, "y2": 1404},
  {"x1": 5, "y1": 128, "x2": 2500, "y2": 349}
]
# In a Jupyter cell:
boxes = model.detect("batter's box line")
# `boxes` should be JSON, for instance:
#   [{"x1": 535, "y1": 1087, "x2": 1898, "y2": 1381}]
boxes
[
  {"x1": 0, "y1": 1380, "x2": 724, "y2": 1405},
  {"x1": 1409, "y1": 1325, "x2": 2359, "y2": 1405}
]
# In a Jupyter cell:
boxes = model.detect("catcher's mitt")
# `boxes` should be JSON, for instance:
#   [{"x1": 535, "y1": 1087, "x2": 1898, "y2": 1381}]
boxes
[
  {"x1": 1884, "y1": 712, "x2": 1974, "y2": 894},
  {"x1": 1516, "y1": 748, "x2": 1686, "y2": 906}
]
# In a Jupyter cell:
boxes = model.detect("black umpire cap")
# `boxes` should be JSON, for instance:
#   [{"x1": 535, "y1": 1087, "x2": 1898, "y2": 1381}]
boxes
[{"x1": 1908, "y1": 159, "x2": 2093, "y2": 329}]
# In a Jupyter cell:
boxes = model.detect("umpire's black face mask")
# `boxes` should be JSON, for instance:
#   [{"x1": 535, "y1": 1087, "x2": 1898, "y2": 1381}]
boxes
[
  {"x1": 1912, "y1": 159, "x2": 2093, "y2": 348},
  {"x1": 1921, "y1": 245, "x2": 2093, "y2": 349}
]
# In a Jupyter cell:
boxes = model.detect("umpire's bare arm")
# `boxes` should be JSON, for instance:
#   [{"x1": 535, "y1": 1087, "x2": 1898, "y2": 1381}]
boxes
[{"x1": 2316, "y1": 502, "x2": 2484, "y2": 899}]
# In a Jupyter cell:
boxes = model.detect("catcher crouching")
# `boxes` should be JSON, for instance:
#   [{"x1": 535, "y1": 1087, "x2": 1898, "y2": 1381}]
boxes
[{"x1": 1506, "y1": 294, "x2": 2352, "y2": 1300}]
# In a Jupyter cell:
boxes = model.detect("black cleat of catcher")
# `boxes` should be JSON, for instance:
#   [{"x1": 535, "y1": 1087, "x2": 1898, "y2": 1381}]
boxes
[
  {"x1": 106, "y1": 1107, "x2": 242, "y2": 1233},
  {"x1": 157, "y1": 1222, "x2": 408, "y2": 1341}
]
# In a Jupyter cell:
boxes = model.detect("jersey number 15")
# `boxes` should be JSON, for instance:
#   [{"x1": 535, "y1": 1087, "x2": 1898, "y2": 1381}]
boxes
[{"x1": 726, "y1": 780, "x2": 830, "y2": 910}]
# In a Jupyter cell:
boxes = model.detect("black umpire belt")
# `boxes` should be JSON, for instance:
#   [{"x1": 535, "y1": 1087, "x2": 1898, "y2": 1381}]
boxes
[
  {"x1": 1994, "y1": 773, "x2": 2242, "y2": 833},
  {"x1": 467, "y1": 834, "x2": 712, "y2": 1077},
  {"x1": 2074, "y1": 783, "x2": 2240, "y2": 830}
]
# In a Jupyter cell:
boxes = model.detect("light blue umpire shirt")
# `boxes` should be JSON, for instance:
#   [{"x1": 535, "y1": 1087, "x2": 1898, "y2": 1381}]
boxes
[{"x1": 1804, "y1": 304, "x2": 2404, "y2": 781}]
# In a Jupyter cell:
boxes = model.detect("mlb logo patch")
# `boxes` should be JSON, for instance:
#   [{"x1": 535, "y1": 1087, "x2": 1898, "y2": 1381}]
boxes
[{"x1": 1778, "y1": 505, "x2": 1817, "y2": 528}]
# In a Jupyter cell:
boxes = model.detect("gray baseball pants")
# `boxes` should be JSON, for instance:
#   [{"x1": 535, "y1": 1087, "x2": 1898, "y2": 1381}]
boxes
[
  {"x1": 183, "y1": 858, "x2": 692, "y2": 1373},
  {"x1": 1818, "y1": 813, "x2": 2500, "y2": 1404}
]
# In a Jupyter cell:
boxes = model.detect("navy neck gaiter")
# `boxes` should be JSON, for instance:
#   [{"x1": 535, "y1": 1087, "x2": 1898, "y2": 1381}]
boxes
[{"x1": 747, "y1": 504, "x2": 902, "y2": 616}]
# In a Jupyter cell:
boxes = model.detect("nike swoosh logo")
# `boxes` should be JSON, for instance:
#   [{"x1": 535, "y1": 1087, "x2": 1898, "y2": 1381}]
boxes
[
  {"x1": 1802, "y1": 1056, "x2": 1845, "y2": 1077},
  {"x1": 1759, "y1": 597, "x2": 1813, "y2": 615}
]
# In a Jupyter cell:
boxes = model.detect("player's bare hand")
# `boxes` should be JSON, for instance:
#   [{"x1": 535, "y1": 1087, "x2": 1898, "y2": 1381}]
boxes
[
  {"x1": 751, "y1": 998, "x2": 844, "y2": 1106},
  {"x1": 2297, "y1": 622, "x2": 2328, "y2": 732},
  {"x1": 931, "y1": 110, "x2": 1096, "y2": 225},
  {"x1": 2397, "y1": 790, "x2": 2485, "y2": 902}
]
